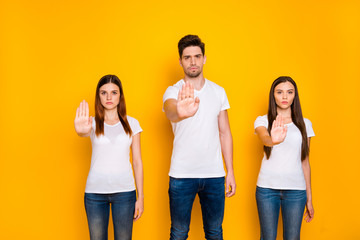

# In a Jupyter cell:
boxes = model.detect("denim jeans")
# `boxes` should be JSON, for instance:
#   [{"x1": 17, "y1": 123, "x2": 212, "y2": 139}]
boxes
[
  {"x1": 256, "y1": 186, "x2": 307, "y2": 240},
  {"x1": 84, "y1": 191, "x2": 136, "y2": 240},
  {"x1": 169, "y1": 177, "x2": 225, "y2": 240}
]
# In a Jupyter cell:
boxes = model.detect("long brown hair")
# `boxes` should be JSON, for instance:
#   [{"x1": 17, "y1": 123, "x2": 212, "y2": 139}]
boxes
[
  {"x1": 95, "y1": 75, "x2": 132, "y2": 136},
  {"x1": 264, "y1": 76, "x2": 309, "y2": 160}
]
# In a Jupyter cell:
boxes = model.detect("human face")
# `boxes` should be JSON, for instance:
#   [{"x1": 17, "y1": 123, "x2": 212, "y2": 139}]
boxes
[
  {"x1": 99, "y1": 83, "x2": 120, "y2": 110},
  {"x1": 274, "y1": 81, "x2": 295, "y2": 109},
  {"x1": 180, "y1": 46, "x2": 206, "y2": 78}
]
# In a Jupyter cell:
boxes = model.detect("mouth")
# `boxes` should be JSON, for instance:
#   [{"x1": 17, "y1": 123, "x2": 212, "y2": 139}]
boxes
[
  {"x1": 106, "y1": 102, "x2": 113, "y2": 105},
  {"x1": 281, "y1": 101, "x2": 288, "y2": 104}
]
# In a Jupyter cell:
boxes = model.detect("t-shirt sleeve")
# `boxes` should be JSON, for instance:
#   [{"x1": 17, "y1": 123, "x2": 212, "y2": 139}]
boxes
[
  {"x1": 163, "y1": 86, "x2": 179, "y2": 103},
  {"x1": 254, "y1": 115, "x2": 268, "y2": 130},
  {"x1": 90, "y1": 117, "x2": 96, "y2": 139},
  {"x1": 304, "y1": 118, "x2": 315, "y2": 137},
  {"x1": 128, "y1": 117, "x2": 142, "y2": 136},
  {"x1": 220, "y1": 88, "x2": 230, "y2": 111}
]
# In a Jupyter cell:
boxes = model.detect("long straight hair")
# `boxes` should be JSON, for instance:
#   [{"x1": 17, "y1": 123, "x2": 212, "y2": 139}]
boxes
[
  {"x1": 94, "y1": 75, "x2": 132, "y2": 137},
  {"x1": 264, "y1": 76, "x2": 309, "y2": 160}
]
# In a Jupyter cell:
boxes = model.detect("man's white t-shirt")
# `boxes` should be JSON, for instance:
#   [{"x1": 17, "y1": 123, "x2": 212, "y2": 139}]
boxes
[
  {"x1": 85, "y1": 116, "x2": 142, "y2": 193},
  {"x1": 254, "y1": 115, "x2": 315, "y2": 190},
  {"x1": 163, "y1": 79, "x2": 230, "y2": 178}
]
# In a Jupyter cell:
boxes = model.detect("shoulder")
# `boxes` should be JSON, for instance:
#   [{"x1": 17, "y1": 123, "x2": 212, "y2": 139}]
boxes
[
  {"x1": 206, "y1": 79, "x2": 225, "y2": 92},
  {"x1": 163, "y1": 80, "x2": 184, "y2": 102},
  {"x1": 254, "y1": 115, "x2": 268, "y2": 128},
  {"x1": 126, "y1": 115, "x2": 139, "y2": 125},
  {"x1": 303, "y1": 118, "x2": 313, "y2": 126},
  {"x1": 92, "y1": 117, "x2": 96, "y2": 128},
  {"x1": 167, "y1": 79, "x2": 184, "y2": 91}
]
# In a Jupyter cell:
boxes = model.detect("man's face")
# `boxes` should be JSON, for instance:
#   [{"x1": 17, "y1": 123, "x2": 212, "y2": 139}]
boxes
[{"x1": 180, "y1": 46, "x2": 206, "y2": 78}]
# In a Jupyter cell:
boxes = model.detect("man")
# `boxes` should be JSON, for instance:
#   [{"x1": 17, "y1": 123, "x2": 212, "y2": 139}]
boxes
[{"x1": 163, "y1": 34, "x2": 236, "y2": 240}]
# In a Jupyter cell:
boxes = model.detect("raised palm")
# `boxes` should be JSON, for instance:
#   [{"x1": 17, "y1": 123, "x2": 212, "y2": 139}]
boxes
[
  {"x1": 177, "y1": 81, "x2": 200, "y2": 119},
  {"x1": 270, "y1": 115, "x2": 288, "y2": 144},
  {"x1": 74, "y1": 100, "x2": 92, "y2": 135}
]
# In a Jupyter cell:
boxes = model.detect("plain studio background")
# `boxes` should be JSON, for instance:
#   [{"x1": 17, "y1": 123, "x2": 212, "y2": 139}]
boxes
[{"x1": 0, "y1": 1, "x2": 359, "y2": 239}]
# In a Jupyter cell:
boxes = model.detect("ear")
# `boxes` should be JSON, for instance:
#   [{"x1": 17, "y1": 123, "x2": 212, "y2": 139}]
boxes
[
  {"x1": 203, "y1": 55, "x2": 207, "y2": 64},
  {"x1": 179, "y1": 58, "x2": 183, "y2": 67}
]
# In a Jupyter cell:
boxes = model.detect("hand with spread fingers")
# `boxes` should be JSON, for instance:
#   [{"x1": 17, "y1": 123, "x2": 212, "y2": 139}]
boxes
[
  {"x1": 270, "y1": 114, "x2": 288, "y2": 144},
  {"x1": 176, "y1": 81, "x2": 200, "y2": 119},
  {"x1": 74, "y1": 100, "x2": 93, "y2": 137}
]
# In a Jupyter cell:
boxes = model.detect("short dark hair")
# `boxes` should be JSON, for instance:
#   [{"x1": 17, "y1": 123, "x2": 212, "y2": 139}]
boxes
[{"x1": 178, "y1": 35, "x2": 205, "y2": 58}]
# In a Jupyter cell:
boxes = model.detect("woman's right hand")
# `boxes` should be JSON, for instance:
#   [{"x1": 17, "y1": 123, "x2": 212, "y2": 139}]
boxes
[
  {"x1": 74, "y1": 100, "x2": 92, "y2": 137},
  {"x1": 270, "y1": 115, "x2": 287, "y2": 144}
]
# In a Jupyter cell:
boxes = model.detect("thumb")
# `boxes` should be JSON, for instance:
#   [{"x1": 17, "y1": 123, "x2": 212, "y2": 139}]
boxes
[
  {"x1": 195, "y1": 97, "x2": 200, "y2": 104},
  {"x1": 89, "y1": 116, "x2": 93, "y2": 125}
]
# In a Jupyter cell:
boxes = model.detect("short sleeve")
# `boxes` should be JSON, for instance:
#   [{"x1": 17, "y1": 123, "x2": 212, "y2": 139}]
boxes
[
  {"x1": 220, "y1": 88, "x2": 230, "y2": 111},
  {"x1": 90, "y1": 117, "x2": 96, "y2": 139},
  {"x1": 163, "y1": 86, "x2": 179, "y2": 103},
  {"x1": 304, "y1": 118, "x2": 315, "y2": 137},
  {"x1": 128, "y1": 117, "x2": 143, "y2": 136},
  {"x1": 254, "y1": 115, "x2": 268, "y2": 130}
]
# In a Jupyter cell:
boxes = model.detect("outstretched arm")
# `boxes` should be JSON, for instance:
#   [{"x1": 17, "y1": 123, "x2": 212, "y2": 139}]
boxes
[
  {"x1": 219, "y1": 110, "x2": 236, "y2": 197},
  {"x1": 302, "y1": 138, "x2": 314, "y2": 223},
  {"x1": 164, "y1": 82, "x2": 200, "y2": 122},
  {"x1": 255, "y1": 115, "x2": 287, "y2": 147},
  {"x1": 74, "y1": 100, "x2": 92, "y2": 137},
  {"x1": 131, "y1": 133, "x2": 144, "y2": 221}
]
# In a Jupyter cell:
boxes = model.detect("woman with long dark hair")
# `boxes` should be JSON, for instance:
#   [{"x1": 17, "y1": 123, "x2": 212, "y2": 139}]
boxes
[
  {"x1": 254, "y1": 76, "x2": 314, "y2": 240},
  {"x1": 74, "y1": 75, "x2": 143, "y2": 240}
]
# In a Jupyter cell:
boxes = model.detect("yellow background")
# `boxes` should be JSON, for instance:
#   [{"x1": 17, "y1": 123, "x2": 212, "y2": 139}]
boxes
[{"x1": 1, "y1": 0, "x2": 359, "y2": 239}]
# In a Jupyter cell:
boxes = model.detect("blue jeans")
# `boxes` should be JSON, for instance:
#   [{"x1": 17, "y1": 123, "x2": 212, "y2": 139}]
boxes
[
  {"x1": 256, "y1": 186, "x2": 307, "y2": 240},
  {"x1": 84, "y1": 191, "x2": 136, "y2": 240},
  {"x1": 169, "y1": 177, "x2": 225, "y2": 240}
]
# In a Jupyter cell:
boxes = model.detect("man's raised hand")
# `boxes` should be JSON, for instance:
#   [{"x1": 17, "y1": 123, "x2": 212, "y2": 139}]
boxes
[{"x1": 177, "y1": 82, "x2": 200, "y2": 119}]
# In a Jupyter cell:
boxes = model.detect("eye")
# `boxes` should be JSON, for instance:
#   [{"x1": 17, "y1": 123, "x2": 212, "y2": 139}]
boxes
[
  {"x1": 101, "y1": 91, "x2": 106, "y2": 95},
  {"x1": 184, "y1": 56, "x2": 190, "y2": 60},
  {"x1": 288, "y1": 91, "x2": 294, "y2": 94},
  {"x1": 112, "y1": 91, "x2": 118, "y2": 95}
]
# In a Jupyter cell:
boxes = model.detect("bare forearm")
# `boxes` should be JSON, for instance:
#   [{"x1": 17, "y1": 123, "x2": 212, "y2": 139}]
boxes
[
  {"x1": 302, "y1": 158, "x2": 312, "y2": 201},
  {"x1": 261, "y1": 135, "x2": 277, "y2": 147},
  {"x1": 221, "y1": 133, "x2": 234, "y2": 174},
  {"x1": 133, "y1": 159, "x2": 144, "y2": 199},
  {"x1": 164, "y1": 100, "x2": 182, "y2": 122}
]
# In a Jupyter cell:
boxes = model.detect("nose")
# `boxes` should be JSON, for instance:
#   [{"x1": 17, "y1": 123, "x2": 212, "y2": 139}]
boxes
[
  {"x1": 107, "y1": 93, "x2": 112, "y2": 100},
  {"x1": 190, "y1": 57, "x2": 196, "y2": 65},
  {"x1": 283, "y1": 93, "x2": 288, "y2": 99}
]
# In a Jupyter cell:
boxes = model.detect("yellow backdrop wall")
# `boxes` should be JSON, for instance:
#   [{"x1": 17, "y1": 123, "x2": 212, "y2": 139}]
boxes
[{"x1": 1, "y1": 0, "x2": 359, "y2": 239}]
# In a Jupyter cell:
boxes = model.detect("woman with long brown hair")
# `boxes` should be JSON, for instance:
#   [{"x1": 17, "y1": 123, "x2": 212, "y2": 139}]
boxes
[
  {"x1": 74, "y1": 75, "x2": 143, "y2": 240},
  {"x1": 254, "y1": 76, "x2": 314, "y2": 240}
]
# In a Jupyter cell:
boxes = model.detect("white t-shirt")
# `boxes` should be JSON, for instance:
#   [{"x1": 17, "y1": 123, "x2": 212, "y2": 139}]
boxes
[
  {"x1": 254, "y1": 115, "x2": 315, "y2": 190},
  {"x1": 85, "y1": 116, "x2": 142, "y2": 193},
  {"x1": 163, "y1": 79, "x2": 230, "y2": 178}
]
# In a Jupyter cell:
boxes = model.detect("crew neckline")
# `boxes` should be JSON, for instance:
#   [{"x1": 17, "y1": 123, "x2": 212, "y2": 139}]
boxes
[
  {"x1": 104, "y1": 121, "x2": 121, "y2": 127},
  {"x1": 181, "y1": 78, "x2": 207, "y2": 93}
]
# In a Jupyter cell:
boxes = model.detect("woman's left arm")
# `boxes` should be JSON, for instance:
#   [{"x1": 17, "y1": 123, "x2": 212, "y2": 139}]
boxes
[
  {"x1": 131, "y1": 133, "x2": 144, "y2": 221},
  {"x1": 302, "y1": 137, "x2": 314, "y2": 223}
]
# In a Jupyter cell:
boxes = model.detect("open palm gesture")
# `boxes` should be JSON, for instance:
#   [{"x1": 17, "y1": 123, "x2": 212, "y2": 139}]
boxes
[
  {"x1": 74, "y1": 100, "x2": 92, "y2": 136},
  {"x1": 177, "y1": 81, "x2": 200, "y2": 119},
  {"x1": 270, "y1": 115, "x2": 287, "y2": 144}
]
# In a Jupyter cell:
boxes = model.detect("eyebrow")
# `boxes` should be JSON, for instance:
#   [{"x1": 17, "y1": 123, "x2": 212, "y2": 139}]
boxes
[
  {"x1": 276, "y1": 89, "x2": 295, "y2": 91},
  {"x1": 183, "y1": 54, "x2": 202, "y2": 58}
]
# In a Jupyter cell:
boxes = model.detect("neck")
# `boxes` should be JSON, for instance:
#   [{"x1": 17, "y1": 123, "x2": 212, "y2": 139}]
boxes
[
  {"x1": 104, "y1": 108, "x2": 119, "y2": 121},
  {"x1": 184, "y1": 74, "x2": 205, "y2": 91},
  {"x1": 276, "y1": 107, "x2": 292, "y2": 118}
]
